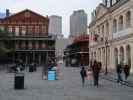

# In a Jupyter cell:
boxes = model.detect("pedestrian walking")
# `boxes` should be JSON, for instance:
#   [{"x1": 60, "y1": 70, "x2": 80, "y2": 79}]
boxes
[
  {"x1": 124, "y1": 64, "x2": 130, "y2": 80},
  {"x1": 116, "y1": 63, "x2": 123, "y2": 83},
  {"x1": 92, "y1": 60, "x2": 101, "y2": 87},
  {"x1": 86, "y1": 68, "x2": 93, "y2": 85},
  {"x1": 80, "y1": 66, "x2": 87, "y2": 86}
]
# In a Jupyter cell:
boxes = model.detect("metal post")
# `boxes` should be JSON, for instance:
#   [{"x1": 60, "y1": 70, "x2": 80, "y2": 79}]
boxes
[{"x1": 42, "y1": 52, "x2": 48, "y2": 80}]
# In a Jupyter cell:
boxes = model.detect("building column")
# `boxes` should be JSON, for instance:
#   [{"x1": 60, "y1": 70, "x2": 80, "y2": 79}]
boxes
[
  {"x1": 95, "y1": 50, "x2": 97, "y2": 61},
  {"x1": 98, "y1": 49, "x2": 101, "y2": 62},
  {"x1": 124, "y1": 45, "x2": 127, "y2": 64},
  {"x1": 33, "y1": 52, "x2": 35, "y2": 62},
  {"x1": 26, "y1": 53, "x2": 28, "y2": 64},
  {"x1": 39, "y1": 53, "x2": 41, "y2": 65},
  {"x1": 130, "y1": 43, "x2": 133, "y2": 73},
  {"x1": 107, "y1": 47, "x2": 110, "y2": 67},
  {"x1": 100, "y1": 48, "x2": 103, "y2": 66},
  {"x1": 103, "y1": 48, "x2": 106, "y2": 69},
  {"x1": 17, "y1": 52, "x2": 20, "y2": 60},
  {"x1": 110, "y1": 47, "x2": 114, "y2": 70},
  {"x1": 118, "y1": 47, "x2": 121, "y2": 64},
  {"x1": 130, "y1": 8, "x2": 133, "y2": 28},
  {"x1": 100, "y1": 48, "x2": 102, "y2": 63},
  {"x1": 12, "y1": 53, "x2": 15, "y2": 63}
]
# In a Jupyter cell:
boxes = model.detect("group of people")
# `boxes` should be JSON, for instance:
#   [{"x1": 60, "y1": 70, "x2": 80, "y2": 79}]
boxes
[
  {"x1": 80, "y1": 60, "x2": 131, "y2": 87},
  {"x1": 80, "y1": 60, "x2": 102, "y2": 87},
  {"x1": 9, "y1": 59, "x2": 39, "y2": 73},
  {"x1": 116, "y1": 63, "x2": 130, "y2": 83},
  {"x1": 9, "y1": 60, "x2": 25, "y2": 73}
]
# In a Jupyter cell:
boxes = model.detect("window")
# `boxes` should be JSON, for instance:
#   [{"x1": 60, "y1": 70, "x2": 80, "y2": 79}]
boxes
[
  {"x1": 102, "y1": 25, "x2": 104, "y2": 35},
  {"x1": 106, "y1": 22, "x2": 109, "y2": 36},
  {"x1": 119, "y1": 16, "x2": 123, "y2": 31},
  {"x1": 0, "y1": 26, "x2": 4, "y2": 31},
  {"x1": 42, "y1": 26, "x2": 46, "y2": 34},
  {"x1": 8, "y1": 26, "x2": 12, "y2": 33},
  {"x1": 22, "y1": 26, "x2": 26, "y2": 36},
  {"x1": 15, "y1": 26, "x2": 19, "y2": 36},
  {"x1": 113, "y1": 19, "x2": 117, "y2": 33},
  {"x1": 28, "y1": 26, "x2": 33, "y2": 35},
  {"x1": 35, "y1": 26, "x2": 39, "y2": 34},
  {"x1": 126, "y1": 11, "x2": 131, "y2": 28},
  {"x1": 25, "y1": 12, "x2": 30, "y2": 18}
]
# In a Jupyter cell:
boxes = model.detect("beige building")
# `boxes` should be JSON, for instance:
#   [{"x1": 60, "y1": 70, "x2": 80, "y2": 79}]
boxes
[{"x1": 89, "y1": 0, "x2": 133, "y2": 73}]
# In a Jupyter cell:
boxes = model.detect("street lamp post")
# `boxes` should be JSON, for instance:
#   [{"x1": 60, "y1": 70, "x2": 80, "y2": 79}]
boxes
[{"x1": 105, "y1": 38, "x2": 108, "y2": 75}]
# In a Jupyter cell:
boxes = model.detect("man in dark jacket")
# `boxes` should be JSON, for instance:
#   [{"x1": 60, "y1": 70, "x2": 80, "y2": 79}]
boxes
[
  {"x1": 117, "y1": 64, "x2": 123, "y2": 83},
  {"x1": 80, "y1": 66, "x2": 87, "y2": 86},
  {"x1": 92, "y1": 60, "x2": 100, "y2": 87},
  {"x1": 124, "y1": 64, "x2": 130, "y2": 80}
]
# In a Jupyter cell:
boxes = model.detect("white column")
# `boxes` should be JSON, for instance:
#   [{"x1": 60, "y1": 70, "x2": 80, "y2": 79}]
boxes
[
  {"x1": 110, "y1": 47, "x2": 114, "y2": 70},
  {"x1": 124, "y1": 45, "x2": 127, "y2": 64},
  {"x1": 130, "y1": 43, "x2": 133, "y2": 73},
  {"x1": 101, "y1": 48, "x2": 103, "y2": 66},
  {"x1": 118, "y1": 47, "x2": 120, "y2": 64},
  {"x1": 106, "y1": 47, "x2": 110, "y2": 72},
  {"x1": 130, "y1": 8, "x2": 133, "y2": 28},
  {"x1": 102, "y1": 48, "x2": 105, "y2": 69}
]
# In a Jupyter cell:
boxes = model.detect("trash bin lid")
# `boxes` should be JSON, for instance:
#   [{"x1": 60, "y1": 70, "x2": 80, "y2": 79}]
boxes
[{"x1": 15, "y1": 72, "x2": 24, "y2": 76}]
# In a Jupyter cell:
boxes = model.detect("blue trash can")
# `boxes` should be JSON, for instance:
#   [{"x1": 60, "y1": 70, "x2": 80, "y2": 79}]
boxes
[{"x1": 48, "y1": 70, "x2": 56, "y2": 80}]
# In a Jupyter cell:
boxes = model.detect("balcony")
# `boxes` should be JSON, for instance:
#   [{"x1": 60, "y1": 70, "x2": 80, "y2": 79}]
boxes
[{"x1": 113, "y1": 27, "x2": 133, "y2": 39}]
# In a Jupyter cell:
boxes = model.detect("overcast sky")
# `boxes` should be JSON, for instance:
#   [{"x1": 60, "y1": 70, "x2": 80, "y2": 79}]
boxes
[{"x1": 1, "y1": 0, "x2": 101, "y2": 37}]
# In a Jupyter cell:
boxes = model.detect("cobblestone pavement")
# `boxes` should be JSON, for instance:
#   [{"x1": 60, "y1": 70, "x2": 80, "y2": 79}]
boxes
[{"x1": 0, "y1": 65, "x2": 133, "y2": 100}]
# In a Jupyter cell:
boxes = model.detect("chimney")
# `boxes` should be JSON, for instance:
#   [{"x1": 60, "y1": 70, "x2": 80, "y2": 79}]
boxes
[{"x1": 6, "y1": 9, "x2": 10, "y2": 17}]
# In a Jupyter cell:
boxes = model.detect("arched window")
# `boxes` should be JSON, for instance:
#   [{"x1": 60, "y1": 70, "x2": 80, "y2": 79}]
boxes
[
  {"x1": 106, "y1": 22, "x2": 109, "y2": 37},
  {"x1": 126, "y1": 11, "x2": 131, "y2": 28},
  {"x1": 102, "y1": 25, "x2": 104, "y2": 36},
  {"x1": 113, "y1": 19, "x2": 117, "y2": 33},
  {"x1": 120, "y1": 46, "x2": 124, "y2": 64},
  {"x1": 119, "y1": 16, "x2": 123, "y2": 31},
  {"x1": 126, "y1": 45, "x2": 131, "y2": 67}
]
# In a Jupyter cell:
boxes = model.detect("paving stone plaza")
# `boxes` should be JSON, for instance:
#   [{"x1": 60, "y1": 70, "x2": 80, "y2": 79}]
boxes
[{"x1": 0, "y1": 65, "x2": 133, "y2": 100}]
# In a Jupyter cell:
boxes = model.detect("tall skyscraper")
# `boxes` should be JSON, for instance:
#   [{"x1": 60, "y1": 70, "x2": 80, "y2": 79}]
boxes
[
  {"x1": 70, "y1": 10, "x2": 87, "y2": 38},
  {"x1": 49, "y1": 15, "x2": 63, "y2": 39}
]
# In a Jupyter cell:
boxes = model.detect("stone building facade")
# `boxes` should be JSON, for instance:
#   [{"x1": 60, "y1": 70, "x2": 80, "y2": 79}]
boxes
[
  {"x1": 89, "y1": 0, "x2": 133, "y2": 73},
  {"x1": 0, "y1": 9, "x2": 55, "y2": 64}
]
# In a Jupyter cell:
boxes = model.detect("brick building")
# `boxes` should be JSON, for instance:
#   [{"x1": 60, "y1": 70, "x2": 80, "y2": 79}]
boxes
[
  {"x1": 0, "y1": 9, "x2": 55, "y2": 64},
  {"x1": 64, "y1": 34, "x2": 89, "y2": 67}
]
